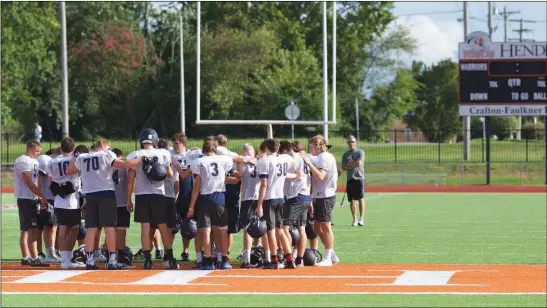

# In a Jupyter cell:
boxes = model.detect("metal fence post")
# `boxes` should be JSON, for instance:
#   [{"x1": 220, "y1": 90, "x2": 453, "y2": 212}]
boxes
[
  {"x1": 461, "y1": 161, "x2": 465, "y2": 185},
  {"x1": 394, "y1": 129, "x2": 398, "y2": 163},
  {"x1": 6, "y1": 134, "x2": 10, "y2": 164},
  {"x1": 520, "y1": 161, "x2": 523, "y2": 185},
  {"x1": 437, "y1": 131, "x2": 441, "y2": 164},
  {"x1": 525, "y1": 138, "x2": 529, "y2": 162}
]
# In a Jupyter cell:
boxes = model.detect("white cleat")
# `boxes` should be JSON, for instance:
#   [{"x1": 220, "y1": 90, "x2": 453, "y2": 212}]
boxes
[
  {"x1": 44, "y1": 255, "x2": 62, "y2": 264},
  {"x1": 331, "y1": 252, "x2": 339, "y2": 264},
  {"x1": 352, "y1": 220, "x2": 358, "y2": 226},
  {"x1": 358, "y1": 218, "x2": 364, "y2": 226},
  {"x1": 315, "y1": 259, "x2": 333, "y2": 267},
  {"x1": 94, "y1": 255, "x2": 107, "y2": 263},
  {"x1": 60, "y1": 261, "x2": 85, "y2": 269}
]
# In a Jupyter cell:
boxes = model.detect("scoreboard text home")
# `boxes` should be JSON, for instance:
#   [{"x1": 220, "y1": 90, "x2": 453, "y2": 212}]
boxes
[{"x1": 458, "y1": 31, "x2": 547, "y2": 116}]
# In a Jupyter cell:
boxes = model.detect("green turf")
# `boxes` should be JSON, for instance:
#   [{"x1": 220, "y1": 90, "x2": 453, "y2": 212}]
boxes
[
  {"x1": 2, "y1": 294, "x2": 547, "y2": 307},
  {"x1": 2, "y1": 137, "x2": 545, "y2": 164},
  {"x1": 1, "y1": 192, "x2": 546, "y2": 307}
]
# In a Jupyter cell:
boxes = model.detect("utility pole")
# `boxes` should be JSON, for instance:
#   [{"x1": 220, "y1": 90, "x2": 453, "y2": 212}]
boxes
[
  {"x1": 497, "y1": 6, "x2": 520, "y2": 42},
  {"x1": 462, "y1": 2, "x2": 470, "y2": 161},
  {"x1": 509, "y1": 18, "x2": 537, "y2": 140},
  {"x1": 60, "y1": 2, "x2": 69, "y2": 139}
]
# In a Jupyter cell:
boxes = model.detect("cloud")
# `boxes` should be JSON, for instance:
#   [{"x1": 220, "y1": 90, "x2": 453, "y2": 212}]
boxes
[{"x1": 393, "y1": 15, "x2": 463, "y2": 65}]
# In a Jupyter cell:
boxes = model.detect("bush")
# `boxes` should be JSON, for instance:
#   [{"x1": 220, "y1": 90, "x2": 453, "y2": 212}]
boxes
[
  {"x1": 491, "y1": 117, "x2": 518, "y2": 141},
  {"x1": 521, "y1": 122, "x2": 545, "y2": 140}
]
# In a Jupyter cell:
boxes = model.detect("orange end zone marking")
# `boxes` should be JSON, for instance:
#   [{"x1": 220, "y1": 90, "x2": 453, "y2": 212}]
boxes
[{"x1": 1, "y1": 264, "x2": 545, "y2": 294}]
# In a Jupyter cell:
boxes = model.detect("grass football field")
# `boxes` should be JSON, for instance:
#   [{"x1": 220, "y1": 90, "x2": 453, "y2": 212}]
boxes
[{"x1": 1, "y1": 192, "x2": 546, "y2": 307}]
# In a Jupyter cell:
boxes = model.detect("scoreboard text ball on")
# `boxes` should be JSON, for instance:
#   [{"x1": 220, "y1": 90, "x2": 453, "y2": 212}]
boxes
[{"x1": 458, "y1": 31, "x2": 547, "y2": 117}]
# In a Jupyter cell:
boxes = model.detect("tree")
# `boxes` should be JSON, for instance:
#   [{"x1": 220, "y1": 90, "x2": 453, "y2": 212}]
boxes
[{"x1": 404, "y1": 59, "x2": 460, "y2": 142}]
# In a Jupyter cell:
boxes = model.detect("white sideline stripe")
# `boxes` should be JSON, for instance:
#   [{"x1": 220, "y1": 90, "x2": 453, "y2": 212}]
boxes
[
  {"x1": 366, "y1": 270, "x2": 499, "y2": 272},
  {"x1": 343, "y1": 251, "x2": 546, "y2": 256},
  {"x1": 368, "y1": 234, "x2": 547, "y2": 239},
  {"x1": 2, "y1": 292, "x2": 545, "y2": 295},
  {"x1": 11, "y1": 271, "x2": 86, "y2": 283},
  {"x1": 133, "y1": 270, "x2": 210, "y2": 285},
  {"x1": 347, "y1": 284, "x2": 488, "y2": 287},
  {"x1": 204, "y1": 275, "x2": 398, "y2": 279}
]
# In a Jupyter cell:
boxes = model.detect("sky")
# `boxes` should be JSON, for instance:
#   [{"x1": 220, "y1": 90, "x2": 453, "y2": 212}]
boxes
[{"x1": 391, "y1": 1, "x2": 547, "y2": 65}]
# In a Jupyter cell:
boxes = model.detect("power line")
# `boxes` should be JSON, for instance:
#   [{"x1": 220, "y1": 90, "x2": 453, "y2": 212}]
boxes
[{"x1": 395, "y1": 10, "x2": 462, "y2": 17}]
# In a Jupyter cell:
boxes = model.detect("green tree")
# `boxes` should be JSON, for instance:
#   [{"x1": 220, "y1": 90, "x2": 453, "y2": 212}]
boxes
[{"x1": 405, "y1": 59, "x2": 460, "y2": 142}]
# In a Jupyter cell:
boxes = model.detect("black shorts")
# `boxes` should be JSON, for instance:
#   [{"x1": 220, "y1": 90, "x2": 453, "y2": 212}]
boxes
[
  {"x1": 17, "y1": 199, "x2": 39, "y2": 231},
  {"x1": 176, "y1": 195, "x2": 192, "y2": 219},
  {"x1": 227, "y1": 203, "x2": 240, "y2": 235},
  {"x1": 263, "y1": 199, "x2": 284, "y2": 231},
  {"x1": 85, "y1": 191, "x2": 117, "y2": 228},
  {"x1": 135, "y1": 194, "x2": 168, "y2": 225},
  {"x1": 239, "y1": 200, "x2": 257, "y2": 230},
  {"x1": 313, "y1": 197, "x2": 335, "y2": 223},
  {"x1": 55, "y1": 208, "x2": 82, "y2": 228},
  {"x1": 38, "y1": 199, "x2": 56, "y2": 228},
  {"x1": 165, "y1": 197, "x2": 177, "y2": 229},
  {"x1": 116, "y1": 207, "x2": 131, "y2": 229},
  {"x1": 347, "y1": 179, "x2": 364, "y2": 201},
  {"x1": 198, "y1": 203, "x2": 228, "y2": 229},
  {"x1": 283, "y1": 195, "x2": 309, "y2": 227}
]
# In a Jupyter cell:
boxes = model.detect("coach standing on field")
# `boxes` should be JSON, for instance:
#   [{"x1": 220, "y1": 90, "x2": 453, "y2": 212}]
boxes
[{"x1": 341, "y1": 135, "x2": 365, "y2": 227}]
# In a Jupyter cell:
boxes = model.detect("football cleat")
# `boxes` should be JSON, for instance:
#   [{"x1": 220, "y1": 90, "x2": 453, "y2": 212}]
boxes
[
  {"x1": 200, "y1": 263, "x2": 215, "y2": 270},
  {"x1": 38, "y1": 252, "x2": 47, "y2": 262},
  {"x1": 162, "y1": 258, "x2": 179, "y2": 270},
  {"x1": 263, "y1": 262, "x2": 280, "y2": 270},
  {"x1": 93, "y1": 254, "x2": 107, "y2": 264},
  {"x1": 283, "y1": 259, "x2": 296, "y2": 269},
  {"x1": 240, "y1": 262, "x2": 252, "y2": 269},
  {"x1": 60, "y1": 261, "x2": 85, "y2": 269},
  {"x1": 358, "y1": 218, "x2": 364, "y2": 226},
  {"x1": 219, "y1": 261, "x2": 232, "y2": 270},
  {"x1": 352, "y1": 219, "x2": 357, "y2": 226},
  {"x1": 45, "y1": 255, "x2": 62, "y2": 264},
  {"x1": 21, "y1": 258, "x2": 32, "y2": 266},
  {"x1": 133, "y1": 249, "x2": 145, "y2": 260},
  {"x1": 155, "y1": 249, "x2": 164, "y2": 260},
  {"x1": 85, "y1": 263, "x2": 99, "y2": 270},
  {"x1": 315, "y1": 259, "x2": 333, "y2": 267},
  {"x1": 331, "y1": 251, "x2": 340, "y2": 264},
  {"x1": 143, "y1": 259, "x2": 153, "y2": 270},
  {"x1": 180, "y1": 252, "x2": 190, "y2": 262},
  {"x1": 30, "y1": 258, "x2": 49, "y2": 267}
]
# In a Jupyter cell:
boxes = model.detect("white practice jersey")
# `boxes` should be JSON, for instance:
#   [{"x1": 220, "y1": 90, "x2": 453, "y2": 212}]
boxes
[
  {"x1": 240, "y1": 162, "x2": 260, "y2": 201},
  {"x1": 256, "y1": 154, "x2": 292, "y2": 201},
  {"x1": 37, "y1": 154, "x2": 55, "y2": 200},
  {"x1": 216, "y1": 146, "x2": 238, "y2": 157},
  {"x1": 191, "y1": 155, "x2": 233, "y2": 195},
  {"x1": 127, "y1": 148, "x2": 170, "y2": 196},
  {"x1": 48, "y1": 155, "x2": 81, "y2": 209},
  {"x1": 284, "y1": 154, "x2": 311, "y2": 199},
  {"x1": 14, "y1": 155, "x2": 40, "y2": 200},
  {"x1": 113, "y1": 167, "x2": 128, "y2": 207},
  {"x1": 75, "y1": 150, "x2": 117, "y2": 194},
  {"x1": 311, "y1": 151, "x2": 338, "y2": 198},
  {"x1": 163, "y1": 149, "x2": 178, "y2": 198}
]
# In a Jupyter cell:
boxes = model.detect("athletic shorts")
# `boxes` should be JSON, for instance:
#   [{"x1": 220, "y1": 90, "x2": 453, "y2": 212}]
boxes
[
  {"x1": 313, "y1": 196, "x2": 336, "y2": 223},
  {"x1": 283, "y1": 195, "x2": 310, "y2": 227},
  {"x1": 239, "y1": 200, "x2": 257, "y2": 230},
  {"x1": 85, "y1": 190, "x2": 117, "y2": 228},
  {"x1": 55, "y1": 208, "x2": 81, "y2": 228},
  {"x1": 227, "y1": 204, "x2": 240, "y2": 234},
  {"x1": 134, "y1": 194, "x2": 168, "y2": 225},
  {"x1": 263, "y1": 199, "x2": 284, "y2": 231},
  {"x1": 116, "y1": 206, "x2": 130, "y2": 229},
  {"x1": 175, "y1": 195, "x2": 192, "y2": 219},
  {"x1": 38, "y1": 199, "x2": 57, "y2": 228},
  {"x1": 346, "y1": 179, "x2": 364, "y2": 201},
  {"x1": 165, "y1": 196, "x2": 177, "y2": 229},
  {"x1": 198, "y1": 203, "x2": 228, "y2": 229},
  {"x1": 17, "y1": 199, "x2": 40, "y2": 231}
]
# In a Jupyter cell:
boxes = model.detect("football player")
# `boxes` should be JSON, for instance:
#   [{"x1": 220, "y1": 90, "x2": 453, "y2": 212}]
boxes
[
  {"x1": 111, "y1": 148, "x2": 133, "y2": 267},
  {"x1": 14, "y1": 140, "x2": 49, "y2": 266},
  {"x1": 255, "y1": 138, "x2": 298, "y2": 269},
  {"x1": 300, "y1": 135, "x2": 339, "y2": 266},
  {"x1": 67, "y1": 138, "x2": 141, "y2": 270},
  {"x1": 126, "y1": 129, "x2": 177, "y2": 270},
  {"x1": 36, "y1": 148, "x2": 61, "y2": 263},
  {"x1": 48, "y1": 137, "x2": 85, "y2": 269},
  {"x1": 280, "y1": 140, "x2": 310, "y2": 267},
  {"x1": 188, "y1": 137, "x2": 234, "y2": 270},
  {"x1": 158, "y1": 139, "x2": 179, "y2": 248}
]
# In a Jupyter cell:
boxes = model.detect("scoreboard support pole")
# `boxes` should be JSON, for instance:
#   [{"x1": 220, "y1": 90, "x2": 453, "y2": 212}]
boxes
[{"x1": 485, "y1": 117, "x2": 492, "y2": 185}]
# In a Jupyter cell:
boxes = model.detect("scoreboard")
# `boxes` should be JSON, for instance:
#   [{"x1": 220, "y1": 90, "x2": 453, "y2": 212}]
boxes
[{"x1": 458, "y1": 31, "x2": 547, "y2": 116}]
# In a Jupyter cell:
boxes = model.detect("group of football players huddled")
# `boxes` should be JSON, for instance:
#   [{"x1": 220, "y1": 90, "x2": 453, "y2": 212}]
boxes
[{"x1": 13, "y1": 129, "x2": 339, "y2": 270}]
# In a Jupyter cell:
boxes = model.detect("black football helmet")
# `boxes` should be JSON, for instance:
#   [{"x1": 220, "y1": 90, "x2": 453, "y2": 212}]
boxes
[
  {"x1": 303, "y1": 248, "x2": 322, "y2": 266},
  {"x1": 289, "y1": 225, "x2": 300, "y2": 247},
  {"x1": 139, "y1": 128, "x2": 159, "y2": 148},
  {"x1": 181, "y1": 218, "x2": 198, "y2": 240},
  {"x1": 246, "y1": 215, "x2": 267, "y2": 239},
  {"x1": 305, "y1": 219, "x2": 318, "y2": 240}
]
